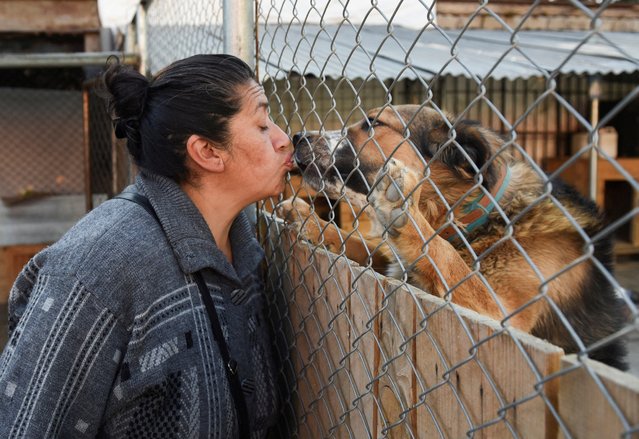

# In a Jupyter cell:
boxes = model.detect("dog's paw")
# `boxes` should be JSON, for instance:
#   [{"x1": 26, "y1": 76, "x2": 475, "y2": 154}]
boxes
[
  {"x1": 276, "y1": 197, "x2": 325, "y2": 246},
  {"x1": 276, "y1": 197, "x2": 312, "y2": 224},
  {"x1": 369, "y1": 158, "x2": 422, "y2": 234}
]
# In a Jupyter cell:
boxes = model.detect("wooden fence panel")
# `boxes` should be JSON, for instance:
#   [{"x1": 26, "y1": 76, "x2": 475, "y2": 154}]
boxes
[
  {"x1": 558, "y1": 355, "x2": 639, "y2": 439},
  {"x1": 314, "y1": 251, "x2": 352, "y2": 438},
  {"x1": 270, "y1": 231, "x2": 639, "y2": 438},
  {"x1": 376, "y1": 277, "x2": 418, "y2": 438},
  {"x1": 349, "y1": 266, "x2": 382, "y2": 438},
  {"x1": 287, "y1": 242, "x2": 326, "y2": 437}
]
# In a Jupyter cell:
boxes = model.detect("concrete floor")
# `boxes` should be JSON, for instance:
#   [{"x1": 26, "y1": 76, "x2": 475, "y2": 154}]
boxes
[{"x1": 0, "y1": 258, "x2": 638, "y2": 374}]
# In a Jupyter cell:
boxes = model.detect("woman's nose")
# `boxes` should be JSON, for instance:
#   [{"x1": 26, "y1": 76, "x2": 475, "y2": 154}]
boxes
[{"x1": 272, "y1": 123, "x2": 289, "y2": 150}]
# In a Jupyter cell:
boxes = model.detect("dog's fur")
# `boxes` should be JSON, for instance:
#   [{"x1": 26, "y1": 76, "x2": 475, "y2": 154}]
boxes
[{"x1": 278, "y1": 104, "x2": 627, "y2": 369}]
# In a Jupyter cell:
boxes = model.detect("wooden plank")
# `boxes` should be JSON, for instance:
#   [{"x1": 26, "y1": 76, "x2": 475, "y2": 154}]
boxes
[
  {"x1": 291, "y1": 243, "x2": 329, "y2": 438},
  {"x1": 0, "y1": 1, "x2": 100, "y2": 33},
  {"x1": 412, "y1": 287, "x2": 563, "y2": 438},
  {"x1": 313, "y1": 251, "x2": 352, "y2": 438},
  {"x1": 348, "y1": 267, "x2": 382, "y2": 438},
  {"x1": 287, "y1": 242, "x2": 316, "y2": 437},
  {"x1": 414, "y1": 290, "x2": 488, "y2": 438},
  {"x1": 472, "y1": 320, "x2": 562, "y2": 438},
  {"x1": 558, "y1": 355, "x2": 639, "y2": 439},
  {"x1": 376, "y1": 277, "x2": 418, "y2": 438}
]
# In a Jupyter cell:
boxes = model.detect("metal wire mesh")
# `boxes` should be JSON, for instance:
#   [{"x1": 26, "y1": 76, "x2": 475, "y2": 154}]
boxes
[
  {"x1": 0, "y1": 66, "x2": 132, "y2": 208},
  {"x1": 146, "y1": 0, "x2": 224, "y2": 75},
  {"x1": 85, "y1": 80, "x2": 134, "y2": 206},
  {"x1": 0, "y1": 69, "x2": 85, "y2": 201},
  {"x1": 257, "y1": 1, "x2": 639, "y2": 438},
  {"x1": 143, "y1": 0, "x2": 639, "y2": 437}
]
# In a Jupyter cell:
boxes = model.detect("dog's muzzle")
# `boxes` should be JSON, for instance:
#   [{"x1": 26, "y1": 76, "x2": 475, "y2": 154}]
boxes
[
  {"x1": 292, "y1": 133, "x2": 316, "y2": 172},
  {"x1": 292, "y1": 131, "x2": 372, "y2": 196}
]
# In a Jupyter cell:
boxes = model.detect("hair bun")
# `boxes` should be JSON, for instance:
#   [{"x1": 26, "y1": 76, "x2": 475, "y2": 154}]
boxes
[
  {"x1": 113, "y1": 117, "x2": 143, "y2": 158},
  {"x1": 101, "y1": 59, "x2": 149, "y2": 160}
]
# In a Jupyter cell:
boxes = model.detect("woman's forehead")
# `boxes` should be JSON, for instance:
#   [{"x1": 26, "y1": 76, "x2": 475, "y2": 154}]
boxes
[{"x1": 242, "y1": 82, "x2": 267, "y2": 110}]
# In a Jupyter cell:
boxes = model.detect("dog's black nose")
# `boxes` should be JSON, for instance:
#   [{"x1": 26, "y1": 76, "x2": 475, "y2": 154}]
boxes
[{"x1": 292, "y1": 133, "x2": 304, "y2": 147}]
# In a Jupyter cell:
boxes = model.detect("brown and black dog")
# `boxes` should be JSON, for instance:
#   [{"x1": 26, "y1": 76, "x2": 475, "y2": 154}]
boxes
[{"x1": 278, "y1": 104, "x2": 627, "y2": 369}]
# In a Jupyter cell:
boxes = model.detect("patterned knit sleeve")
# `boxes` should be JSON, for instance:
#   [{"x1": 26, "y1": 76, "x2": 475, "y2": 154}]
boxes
[{"x1": 0, "y1": 271, "x2": 127, "y2": 438}]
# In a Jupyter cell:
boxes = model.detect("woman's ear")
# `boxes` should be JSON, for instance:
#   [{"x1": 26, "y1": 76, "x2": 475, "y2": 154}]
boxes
[{"x1": 185, "y1": 134, "x2": 225, "y2": 173}]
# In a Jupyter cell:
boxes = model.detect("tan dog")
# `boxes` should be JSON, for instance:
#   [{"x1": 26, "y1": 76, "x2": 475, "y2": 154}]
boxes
[{"x1": 278, "y1": 104, "x2": 627, "y2": 369}]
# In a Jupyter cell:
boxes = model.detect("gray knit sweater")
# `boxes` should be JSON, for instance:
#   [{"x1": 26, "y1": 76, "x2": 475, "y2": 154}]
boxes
[{"x1": 0, "y1": 171, "x2": 278, "y2": 438}]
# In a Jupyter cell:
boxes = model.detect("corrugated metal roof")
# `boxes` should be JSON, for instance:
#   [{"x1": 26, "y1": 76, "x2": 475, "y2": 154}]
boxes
[{"x1": 258, "y1": 24, "x2": 639, "y2": 81}]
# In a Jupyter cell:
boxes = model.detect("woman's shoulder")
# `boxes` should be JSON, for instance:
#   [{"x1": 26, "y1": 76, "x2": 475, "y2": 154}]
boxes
[
  {"x1": 49, "y1": 198, "x2": 164, "y2": 263},
  {"x1": 42, "y1": 198, "x2": 182, "y2": 305}
]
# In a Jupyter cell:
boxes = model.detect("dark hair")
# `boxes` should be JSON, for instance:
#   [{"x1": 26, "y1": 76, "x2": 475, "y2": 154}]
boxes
[{"x1": 101, "y1": 54, "x2": 255, "y2": 183}]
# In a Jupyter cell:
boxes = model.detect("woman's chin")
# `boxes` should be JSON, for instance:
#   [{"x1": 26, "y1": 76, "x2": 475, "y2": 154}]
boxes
[{"x1": 257, "y1": 188, "x2": 285, "y2": 203}]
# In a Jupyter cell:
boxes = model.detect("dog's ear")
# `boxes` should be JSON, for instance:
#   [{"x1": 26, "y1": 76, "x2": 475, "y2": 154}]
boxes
[
  {"x1": 439, "y1": 120, "x2": 500, "y2": 189},
  {"x1": 407, "y1": 109, "x2": 501, "y2": 189}
]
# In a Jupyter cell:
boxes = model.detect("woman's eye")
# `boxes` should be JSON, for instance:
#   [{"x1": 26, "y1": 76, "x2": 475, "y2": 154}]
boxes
[{"x1": 260, "y1": 124, "x2": 269, "y2": 132}]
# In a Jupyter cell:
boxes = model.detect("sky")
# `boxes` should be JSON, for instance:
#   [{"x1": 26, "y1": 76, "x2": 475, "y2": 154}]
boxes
[{"x1": 98, "y1": 0, "x2": 435, "y2": 29}]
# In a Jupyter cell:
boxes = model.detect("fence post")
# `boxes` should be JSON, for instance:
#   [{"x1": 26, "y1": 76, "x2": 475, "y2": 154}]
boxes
[
  {"x1": 136, "y1": 1, "x2": 149, "y2": 77},
  {"x1": 224, "y1": 0, "x2": 257, "y2": 222},
  {"x1": 223, "y1": 0, "x2": 255, "y2": 69}
]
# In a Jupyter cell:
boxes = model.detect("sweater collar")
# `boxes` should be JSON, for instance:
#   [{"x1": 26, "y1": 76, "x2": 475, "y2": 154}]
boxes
[{"x1": 134, "y1": 171, "x2": 264, "y2": 283}]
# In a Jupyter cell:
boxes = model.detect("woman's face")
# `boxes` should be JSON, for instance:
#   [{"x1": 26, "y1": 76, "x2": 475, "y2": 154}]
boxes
[{"x1": 224, "y1": 81, "x2": 293, "y2": 202}]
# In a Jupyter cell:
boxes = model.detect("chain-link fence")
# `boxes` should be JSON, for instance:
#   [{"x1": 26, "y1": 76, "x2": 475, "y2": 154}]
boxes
[
  {"x1": 0, "y1": 66, "x2": 133, "y2": 209},
  {"x1": 0, "y1": 68, "x2": 85, "y2": 203},
  {"x1": 85, "y1": 78, "x2": 134, "y2": 208},
  {"x1": 146, "y1": 0, "x2": 224, "y2": 74},
  {"x1": 142, "y1": 1, "x2": 639, "y2": 437}
]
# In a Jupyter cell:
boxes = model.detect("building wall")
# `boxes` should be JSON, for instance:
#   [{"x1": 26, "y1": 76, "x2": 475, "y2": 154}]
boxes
[{"x1": 436, "y1": 1, "x2": 639, "y2": 32}]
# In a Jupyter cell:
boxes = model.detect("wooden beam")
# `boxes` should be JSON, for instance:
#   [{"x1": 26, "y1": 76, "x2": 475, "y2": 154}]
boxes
[{"x1": 0, "y1": 1, "x2": 100, "y2": 33}]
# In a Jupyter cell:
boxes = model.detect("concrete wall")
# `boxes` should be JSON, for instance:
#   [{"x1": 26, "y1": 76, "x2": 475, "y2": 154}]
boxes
[{"x1": 0, "y1": 195, "x2": 86, "y2": 246}]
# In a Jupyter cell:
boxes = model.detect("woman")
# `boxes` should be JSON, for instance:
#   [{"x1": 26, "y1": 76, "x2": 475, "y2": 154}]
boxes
[{"x1": 0, "y1": 54, "x2": 292, "y2": 438}]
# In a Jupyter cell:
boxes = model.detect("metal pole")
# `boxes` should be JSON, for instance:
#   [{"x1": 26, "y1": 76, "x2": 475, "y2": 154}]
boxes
[
  {"x1": 224, "y1": 0, "x2": 258, "y2": 223},
  {"x1": 136, "y1": 1, "x2": 149, "y2": 77},
  {"x1": 0, "y1": 52, "x2": 139, "y2": 69},
  {"x1": 223, "y1": 0, "x2": 255, "y2": 69},
  {"x1": 589, "y1": 75, "x2": 602, "y2": 202}
]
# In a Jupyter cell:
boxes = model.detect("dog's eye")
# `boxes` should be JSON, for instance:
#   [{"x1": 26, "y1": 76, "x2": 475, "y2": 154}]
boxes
[{"x1": 363, "y1": 117, "x2": 383, "y2": 131}]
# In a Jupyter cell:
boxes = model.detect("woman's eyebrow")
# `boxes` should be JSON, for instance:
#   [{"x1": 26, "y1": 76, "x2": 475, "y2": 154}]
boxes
[{"x1": 254, "y1": 101, "x2": 269, "y2": 114}]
